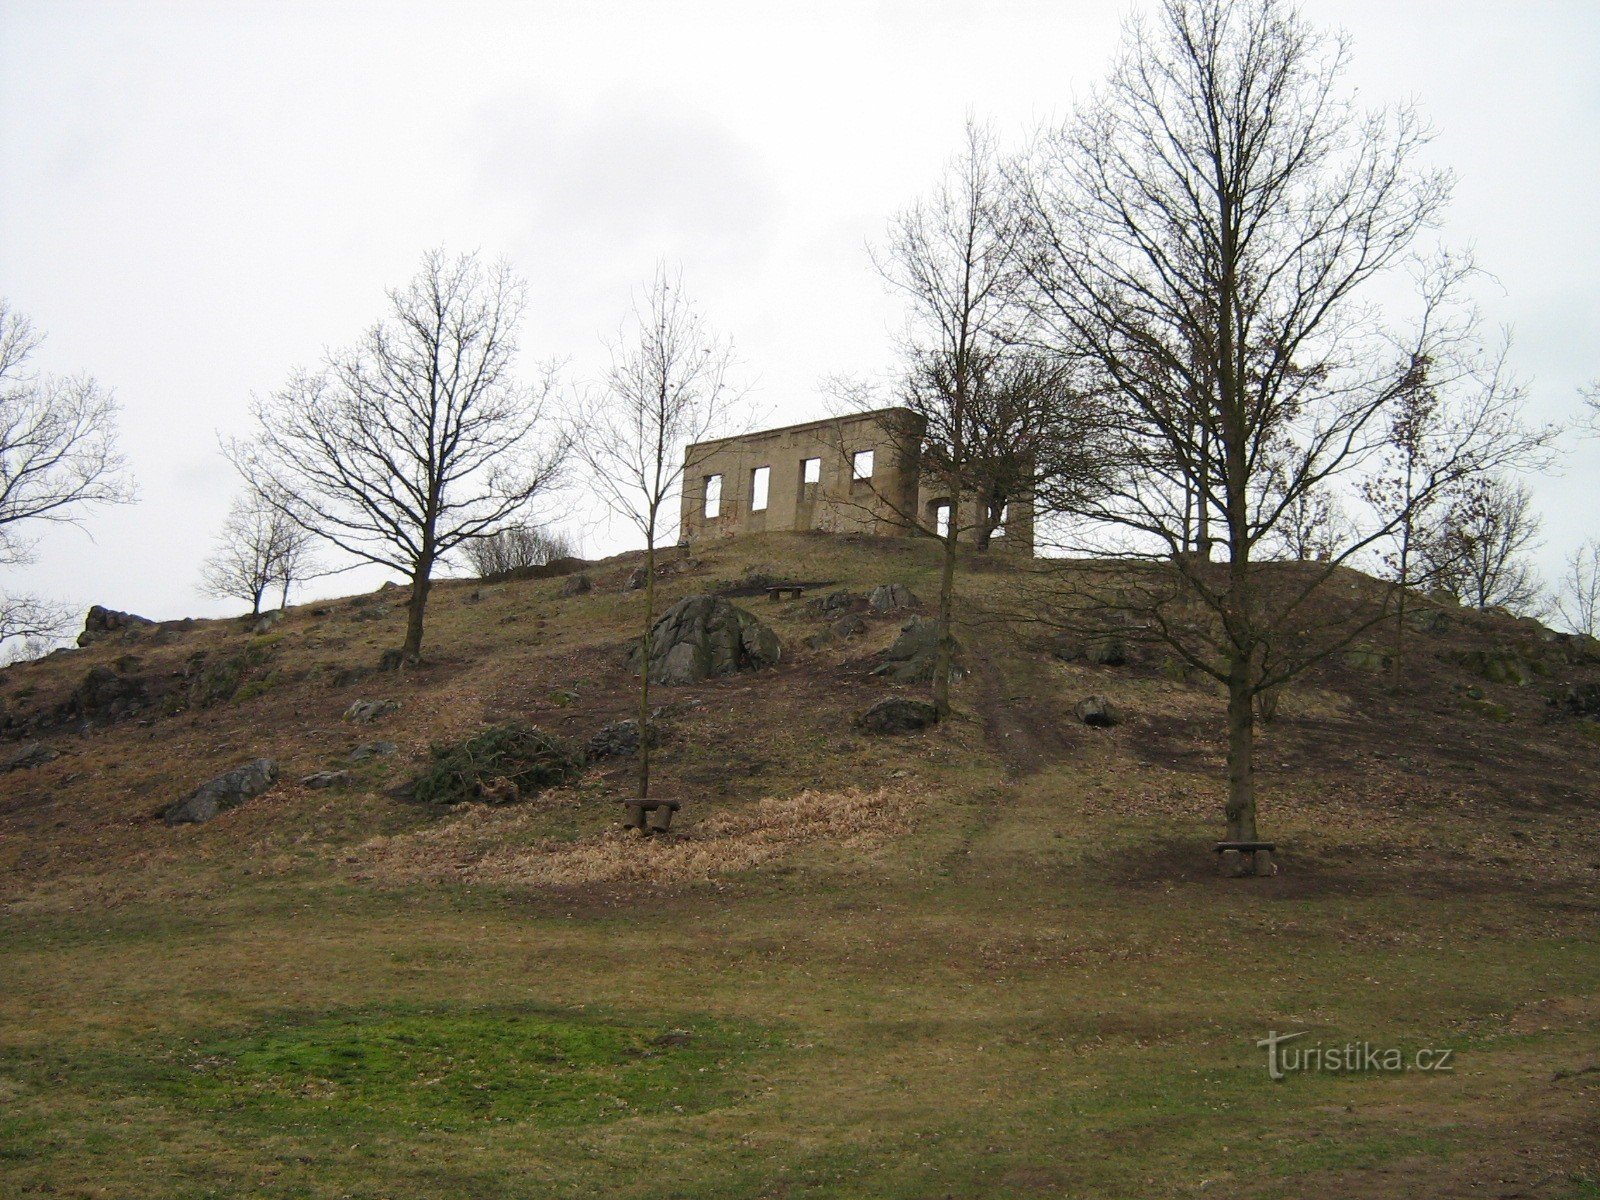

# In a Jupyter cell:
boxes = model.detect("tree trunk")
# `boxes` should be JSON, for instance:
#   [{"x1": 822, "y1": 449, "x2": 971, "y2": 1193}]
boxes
[
  {"x1": 637, "y1": 524, "x2": 656, "y2": 801},
  {"x1": 250, "y1": 588, "x2": 263, "y2": 618},
  {"x1": 403, "y1": 557, "x2": 433, "y2": 659},
  {"x1": 1224, "y1": 660, "x2": 1258, "y2": 842},
  {"x1": 932, "y1": 500, "x2": 958, "y2": 717},
  {"x1": 280, "y1": 578, "x2": 291, "y2": 610}
]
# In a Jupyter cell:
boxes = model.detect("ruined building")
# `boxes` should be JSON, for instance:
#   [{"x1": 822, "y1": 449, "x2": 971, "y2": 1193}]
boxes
[{"x1": 678, "y1": 407, "x2": 1035, "y2": 554}]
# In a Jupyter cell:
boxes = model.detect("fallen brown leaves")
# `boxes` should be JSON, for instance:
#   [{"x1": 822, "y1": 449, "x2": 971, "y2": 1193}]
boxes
[{"x1": 349, "y1": 786, "x2": 920, "y2": 889}]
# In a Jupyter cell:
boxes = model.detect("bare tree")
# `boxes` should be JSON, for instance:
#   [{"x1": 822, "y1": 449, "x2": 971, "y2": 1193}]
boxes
[
  {"x1": 1552, "y1": 539, "x2": 1600, "y2": 637},
  {"x1": 569, "y1": 267, "x2": 743, "y2": 800},
  {"x1": 461, "y1": 523, "x2": 577, "y2": 578},
  {"x1": 864, "y1": 120, "x2": 1027, "y2": 715},
  {"x1": 1011, "y1": 0, "x2": 1553, "y2": 863},
  {"x1": 0, "y1": 301, "x2": 133, "y2": 655},
  {"x1": 201, "y1": 493, "x2": 319, "y2": 615},
  {"x1": 1417, "y1": 474, "x2": 1542, "y2": 612},
  {"x1": 229, "y1": 250, "x2": 565, "y2": 660}
]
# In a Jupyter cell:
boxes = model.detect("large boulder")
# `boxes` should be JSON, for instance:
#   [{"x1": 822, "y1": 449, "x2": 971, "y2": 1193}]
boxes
[
  {"x1": 76, "y1": 605, "x2": 155, "y2": 647},
  {"x1": 856, "y1": 697, "x2": 939, "y2": 734},
  {"x1": 1556, "y1": 682, "x2": 1600, "y2": 719},
  {"x1": 165, "y1": 759, "x2": 279, "y2": 825},
  {"x1": 69, "y1": 664, "x2": 148, "y2": 721},
  {"x1": 347, "y1": 740, "x2": 398, "y2": 763},
  {"x1": 627, "y1": 595, "x2": 782, "y2": 686},
  {"x1": 2, "y1": 743, "x2": 59, "y2": 773},
  {"x1": 561, "y1": 573, "x2": 593, "y2": 597},
  {"x1": 587, "y1": 718, "x2": 660, "y2": 759},
  {"x1": 345, "y1": 698, "x2": 399, "y2": 723},
  {"x1": 1074, "y1": 695, "x2": 1122, "y2": 727},
  {"x1": 868, "y1": 584, "x2": 919, "y2": 613},
  {"x1": 871, "y1": 619, "x2": 965, "y2": 684}
]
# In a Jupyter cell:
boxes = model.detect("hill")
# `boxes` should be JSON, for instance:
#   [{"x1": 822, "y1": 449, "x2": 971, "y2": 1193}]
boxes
[{"x1": 1, "y1": 532, "x2": 1597, "y2": 1199}]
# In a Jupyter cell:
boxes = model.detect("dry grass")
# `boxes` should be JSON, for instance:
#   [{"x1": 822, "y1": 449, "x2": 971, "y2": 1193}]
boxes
[{"x1": 350, "y1": 786, "x2": 920, "y2": 888}]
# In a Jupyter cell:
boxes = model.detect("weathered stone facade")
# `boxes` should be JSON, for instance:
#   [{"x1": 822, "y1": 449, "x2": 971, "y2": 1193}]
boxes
[{"x1": 679, "y1": 407, "x2": 1034, "y2": 553}]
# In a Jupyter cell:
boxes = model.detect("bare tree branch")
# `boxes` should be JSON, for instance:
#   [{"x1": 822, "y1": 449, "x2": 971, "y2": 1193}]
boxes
[{"x1": 227, "y1": 250, "x2": 567, "y2": 659}]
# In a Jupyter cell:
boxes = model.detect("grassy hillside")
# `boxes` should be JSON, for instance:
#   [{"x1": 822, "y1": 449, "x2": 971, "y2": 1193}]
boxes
[{"x1": 2, "y1": 532, "x2": 1597, "y2": 1198}]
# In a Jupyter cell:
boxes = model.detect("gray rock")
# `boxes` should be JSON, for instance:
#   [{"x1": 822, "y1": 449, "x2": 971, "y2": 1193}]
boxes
[
  {"x1": 626, "y1": 595, "x2": 782, "y2": 686},
  {"x1": 164, "y1": 758, "x2": 279, "y2": 825},
  {"x1": 2, "y1": 742, "x2": 59, "y2": 773},
  {"x1": 868, "y1": 584, "x2": 918, "y2": 613},
  {"x1": 1084, "y1": 636, "x2": 1128, "y2": 666},
  {"x1": 348, "y1": 740, "x2": 398, "y2": 763},
  {"x1": 871, "y1": 619, "x2": 965, "y2": 684},
  {"x1": 251, "y1": 609, "x2": 286, "y2": 634},
  {"x1": 300, "y1": 769, "x2": 351, "y2": 789},
  {"x1": 587, "y1": 719, "x2": 659, "y2": 759},
  {"x1": 622, "y1": 566, "x2": 647, "y2": 592},
  {"x1": 344, "y1": 698, "x2": 400, "y2": 723},
  {"x1": 1074, "y1": 695, "x2": 1121, "y2": 727},
  {"x1": 561, "y1": 573, "x2": 593, "y2": 597},
  {"x1": 1343, "y1": 647, "x2": 1391, "y2": 673},
  {"x1": 807, "y1": 589, "x2": 861, "y2": 616},
  {"x1": 76, "y1": 605, "x2": 155, "y2": 647},
  {"x1": 856, "y1": 697, "x2": 940, "y2": 734},
  {"x1": 1557, "y1": 682, "x2": 1600, "y2": 719},
  {"x1": 835, "y1": 614, "x2": 868, "y2": 638},
  {"x1": 70, "y1": 664, "x2": 148, "y2": 721}
]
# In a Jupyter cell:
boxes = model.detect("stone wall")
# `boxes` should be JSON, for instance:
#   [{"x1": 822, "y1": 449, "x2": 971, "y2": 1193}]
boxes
[{"x1": 679, "y1": 406, "x2": 1034, "y2": 553}]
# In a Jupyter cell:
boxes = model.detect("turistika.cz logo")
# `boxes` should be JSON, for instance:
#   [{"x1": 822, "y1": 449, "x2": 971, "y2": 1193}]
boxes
[{"x1": 1257, "y1": 1030, "x2": 1456, "y2": 1081}]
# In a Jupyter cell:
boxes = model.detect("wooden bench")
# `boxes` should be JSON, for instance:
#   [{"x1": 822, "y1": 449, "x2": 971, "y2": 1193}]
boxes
[
  {"x1": 620, "y1": 798, "x2": 682, "y2": 834},
  {"x1": 766, "y1": 584, "x2": 808, "y2": 601},
  {"x1": 1214, "y1": 840, "x2": 1278, "y2": 877}
]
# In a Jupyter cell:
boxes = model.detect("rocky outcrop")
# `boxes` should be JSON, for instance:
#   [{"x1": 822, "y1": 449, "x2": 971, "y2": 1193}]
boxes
[
  {"x1": 2, "y1": 743, "x2": 59, "y2": 773},
  {"x1": 627, "y1": 596, "x2": 782, "y2": 686},
  {"x1": 587, "y1": 718, "x2": 659, "y2": 759},
  {"x1": 561, "y1": 573, "x2": 593, "y2": 597},
  {"x1": 251, "y1": 609, "x2": 287, "y2": 634},
  {"x1": 868, "y1": 584, "x2": 919, "y2": 613},
  {"x1": 300, "y1": 769, "x2": 351, "y2": 789},
  {"x1": 344, "y1": 698, "x2": 399, "y2": 723},
  {"x1": 856, "y1": 697, "x2": 939, "y2": 734},
  {"x1": 807, "y1": 589, "x2": 862, "y2": 616},
  {"x1": 69, "y1": 664, "x2": 149, "y2": 722},
  {"x1": 165, "y1": 759, "x2": 279, "y2": 825},
  {"x1": 1074, "y1": 696, "x2": 1122, "y2": 727},
  {"x1": 871, "y1": 619, "x2": 965, "y2": 684},
  {"x1": 76, "y1": 605, "x2": 155, "y2": 647},
  {"x1": 1556, "y1": 682, "x2": 1600, "y2": 720},
  {"x1": 347, "y1": 740, "x2": 398, "y2": 763}
]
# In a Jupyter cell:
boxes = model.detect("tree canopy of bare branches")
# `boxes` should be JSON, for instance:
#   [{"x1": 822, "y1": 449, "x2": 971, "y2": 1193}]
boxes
[
  {"x1": 0, "y1": 300, "x2": 133, "y2": 655},
  {"x1": 461, "y1": 523, "x2": 577, "y2": 578},
  {"x1": 1415, "y1": 474, "x2": 1542, "y2": 613},
  {"x1": 1552, "y1": 539, "x2": 1600, "y2": 638},
  {"x1": 201, "y1": 493, "x2": 319, "y2": 616},
  {"x1": 1011, "y1": 0, "x2": 1554, "y2": 856},
  {"x1": 569, "y1": 267, "x2": 743, "y2": 798},
  {"x1": 229, "y1": 250, "x2": 566, "y2": 659},
  {"x1": 854, "y1": 122, "x2": 1113, "y2": 712}
]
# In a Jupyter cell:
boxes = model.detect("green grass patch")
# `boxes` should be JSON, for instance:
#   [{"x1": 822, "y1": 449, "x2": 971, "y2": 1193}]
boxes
[{"x1": 168, "y1": 1006, "x2": 763, "y2": 1132}]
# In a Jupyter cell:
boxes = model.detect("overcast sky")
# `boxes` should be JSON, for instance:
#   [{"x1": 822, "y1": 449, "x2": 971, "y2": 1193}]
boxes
[{"x1": 2, "y1": 0, "x2": 1596, "y2": 625}]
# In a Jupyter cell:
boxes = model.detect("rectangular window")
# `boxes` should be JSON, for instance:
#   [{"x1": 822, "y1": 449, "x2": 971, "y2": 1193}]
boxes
[
  {"x1": 934, "y1": 500, "x2": 951, "y2": 539},
  {"x1": 994, "y1": 502, "x2": 1009, "y2": 537},
  {"x1": 852, "y1": 449, "x2": 875, "y2": 480},
  {"x1": 801, "y1": 457, "x2": 821, "y2": 485},
  {"x1": 750, "y1": 465, "x2": 770, "y2": 512},
  {"x1": 703, "y1": 474, "x2": 722, "y2": 519}
]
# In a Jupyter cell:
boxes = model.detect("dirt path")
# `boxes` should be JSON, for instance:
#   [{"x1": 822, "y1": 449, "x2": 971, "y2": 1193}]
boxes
[{"x1": 969, "y1": 649, "x2": 1074, "y2": 778}]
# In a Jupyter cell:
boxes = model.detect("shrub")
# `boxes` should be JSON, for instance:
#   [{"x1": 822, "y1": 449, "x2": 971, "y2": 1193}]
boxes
[{"x1": 411, "y1": 723, "x2": 585, "y2": 805}]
